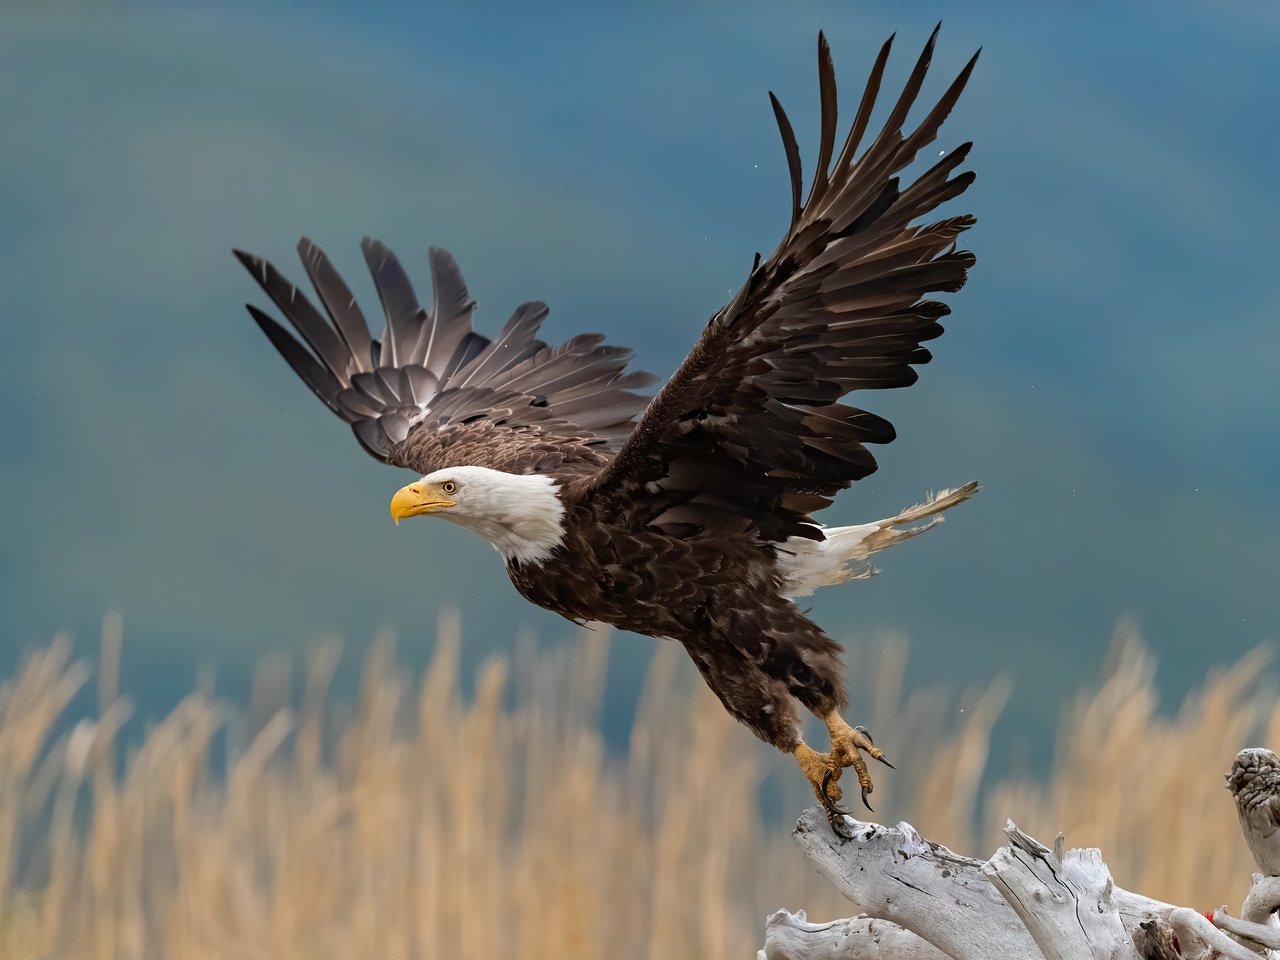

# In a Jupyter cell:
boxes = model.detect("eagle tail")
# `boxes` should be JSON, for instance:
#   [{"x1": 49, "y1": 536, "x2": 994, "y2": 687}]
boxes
[{"x1": 778, "y1": 481, "x2": 978, "y2": 598}]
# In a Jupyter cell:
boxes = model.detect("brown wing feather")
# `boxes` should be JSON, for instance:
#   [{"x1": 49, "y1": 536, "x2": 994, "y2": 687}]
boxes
[
  {"x1": 583, "y1": 29, "x2": 980, "y2": 542},
  {"x1": 236, "y1": 240, "x2": 657, "y2": 474}
]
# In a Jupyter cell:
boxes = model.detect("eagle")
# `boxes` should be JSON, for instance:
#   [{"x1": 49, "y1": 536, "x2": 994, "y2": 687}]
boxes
[{"x1": 235, "y1": 28, "x2": 979, "y2": 834}]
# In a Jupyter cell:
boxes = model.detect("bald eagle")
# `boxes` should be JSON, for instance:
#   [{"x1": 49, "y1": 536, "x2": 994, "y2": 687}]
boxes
[{"x1": 236, "y1": 28, "x2": 979, "y2": 834}]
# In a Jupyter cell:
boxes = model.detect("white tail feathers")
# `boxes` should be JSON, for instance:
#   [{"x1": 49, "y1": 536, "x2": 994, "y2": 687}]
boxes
[{"x1": 777, "y1": 481, "x2": 979, "y2": 599}]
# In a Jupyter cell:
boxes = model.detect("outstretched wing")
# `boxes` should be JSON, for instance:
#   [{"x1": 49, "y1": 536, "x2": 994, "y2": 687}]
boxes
[
  {"x1": 236, "y1": 239, "x2": 657, "y2": 476},
  {"x1": 584, "y1": 28, "x2": 979, "y2": 542}
]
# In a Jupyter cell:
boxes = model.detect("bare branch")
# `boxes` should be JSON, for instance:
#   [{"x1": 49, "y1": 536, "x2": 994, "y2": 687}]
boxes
[
  {"x1": 1212, "y1": 907, "x2": 1280, "y2": 951},
  {"x1": 1168, "y1": 907, "x2": 1265, "y2": 960}
]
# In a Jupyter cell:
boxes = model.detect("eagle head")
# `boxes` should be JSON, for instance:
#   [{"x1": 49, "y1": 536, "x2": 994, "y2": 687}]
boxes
[{"x1": 388, "y1": 466, "x2": 567, "y2": 564}]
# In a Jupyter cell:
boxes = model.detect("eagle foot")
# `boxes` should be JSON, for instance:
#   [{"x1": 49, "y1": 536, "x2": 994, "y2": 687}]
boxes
[
  {"x1": 827, "y1": 714, "x2": 893, "y2": 814},
  {"x1": 794, "y1": 742, "x2": 854, "y2": 837},
  {"x1": 795, "y1": 716, "x2": 895, "y2": 837}
]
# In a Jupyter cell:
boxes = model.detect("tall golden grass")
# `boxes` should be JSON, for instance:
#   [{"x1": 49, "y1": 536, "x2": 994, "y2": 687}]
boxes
[{"x1": 0, "y1": 613, "x2": 1273, "y2": 959}]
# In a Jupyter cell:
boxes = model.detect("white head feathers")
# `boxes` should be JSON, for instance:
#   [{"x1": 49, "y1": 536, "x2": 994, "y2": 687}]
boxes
[{"x1": 418, "y1": 466, "x2": 566, "y2": 564}]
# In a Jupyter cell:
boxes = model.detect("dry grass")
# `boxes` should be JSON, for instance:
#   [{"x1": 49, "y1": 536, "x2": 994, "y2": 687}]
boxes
[{"x1": 0, "y1": 613, "x2": 1273, "y2": 959}]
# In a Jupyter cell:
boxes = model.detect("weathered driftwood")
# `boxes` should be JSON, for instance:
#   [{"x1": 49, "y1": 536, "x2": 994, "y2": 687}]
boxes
[
  {"x1": 1213, "y1": 748, "x2": 1280, "y2": 955},
  {"x1": 1210, "y1": 906, "x2": 1280, "y2": 951},
  {"x1": 765, "y1": 747, "x2": 1280, "y2": 960},
  {"x1": 783, "y1": 808, "x2": 1179, "y2": 960},
  {"x1": 790, "y1": 809, "x2": 1039, "y2": 959},
  {"x1": 757, "y1": 909, "x2": 949, "y2": 960},
  {"x1": 1238, "y1": 874, "x2": 1280, "y2": 928},
  {"x1": 1164, "y1": 907, "x2": 1262, "y2": 960},
  {"x1": 1227, "y1": 748, "x2": 1280, "y2": 876},
  {"x1": 983, "y1": 822, "x2": 1141, "y2": 960}
]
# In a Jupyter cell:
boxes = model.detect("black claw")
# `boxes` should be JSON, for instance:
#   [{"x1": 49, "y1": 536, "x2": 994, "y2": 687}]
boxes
[
  {"x1": 828, "y1": 809, "x2": 855, "y2": 840},
  {"x1": 820, "y1": 769, "x2": 849, "y2": 815},
  {"x1": 876, "y1": 754, "x2": 896, "y2": 770},
  {"x1": 855, "y1": 724, "x2": 874, "y2": 744},
  {"x1": 861, "y1": 786, "x2": 874, "y2": 812}
]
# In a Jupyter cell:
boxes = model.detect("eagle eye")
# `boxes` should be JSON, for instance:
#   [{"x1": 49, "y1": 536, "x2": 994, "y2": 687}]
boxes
[{"x1": 441, "y1": 480, "x2": 458, "y2": 495}]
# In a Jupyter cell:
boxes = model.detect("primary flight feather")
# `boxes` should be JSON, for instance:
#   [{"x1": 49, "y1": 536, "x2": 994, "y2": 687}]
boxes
[{"x1": 237, "y1": 28, "x2": 980, "y2": 833}]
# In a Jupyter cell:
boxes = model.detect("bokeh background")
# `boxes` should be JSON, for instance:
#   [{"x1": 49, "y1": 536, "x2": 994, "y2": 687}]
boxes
[{"x1": 3, "y1": 1, "x2": 1277, "y2": 771}]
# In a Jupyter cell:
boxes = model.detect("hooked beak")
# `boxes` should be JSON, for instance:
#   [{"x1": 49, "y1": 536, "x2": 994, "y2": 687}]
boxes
[{"x1": 389, "y1": 483, "x2": 454, "y2": 525}]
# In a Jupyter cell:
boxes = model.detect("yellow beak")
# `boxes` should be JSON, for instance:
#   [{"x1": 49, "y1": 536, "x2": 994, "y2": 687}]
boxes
[{"x1": 389, "y1": 483, "x2": 454, "y2": 525}]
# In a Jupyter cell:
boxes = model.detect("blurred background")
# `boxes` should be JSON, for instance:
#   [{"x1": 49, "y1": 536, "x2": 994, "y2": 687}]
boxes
[{"x1": 2, "y1": 1, "x2": 1278, "y2": 774}]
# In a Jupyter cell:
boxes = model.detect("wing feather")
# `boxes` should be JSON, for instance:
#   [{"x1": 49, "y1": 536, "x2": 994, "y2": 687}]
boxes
[
  {"x1": 297, "y1": 238, "x2": 373, "y2": 372},
  {"x1": 360, "y1": 238, "x2": 424, "y2": 369},
  {"x1": 805, "y1": 33, "x2": 839, "y2": 209},
  {"x1": 416, "y1": 246, "x2": 476, "y2": 378},
  {"x1": 769, "y1": 92, "x2": 803, "y2": 231},
  {"x1": 246, "y1": 305, "x2": 342, "y2": 413},
  {"x1": 238, "y1": 239, "x2": 653, "y2": 476},
  {"x1": 234, "y1": 250, "x2": 350, "y2": 379},
  {"x1": 585, "y1": 29, "x2": 979, "y2": 542},
  {"x1": 831, "y1": 34, "x2": 892, "y2": 185},
  {"x1": 452, "y1": 301, "x2": 549, "y2": 388}
]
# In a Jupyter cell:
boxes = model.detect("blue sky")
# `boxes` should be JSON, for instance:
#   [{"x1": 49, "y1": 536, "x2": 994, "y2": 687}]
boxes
[{"x1": 2, "y1": 2, "x2": 1277, "y2": 754}]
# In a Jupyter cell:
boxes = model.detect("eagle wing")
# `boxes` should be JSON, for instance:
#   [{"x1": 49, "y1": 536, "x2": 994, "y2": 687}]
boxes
[
  {"x1": 583, "y1": 29, "x2": 979, "y2": 542},
  {"x1": 236, "y1": 239, "x2": 657, "y2": 476}
]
